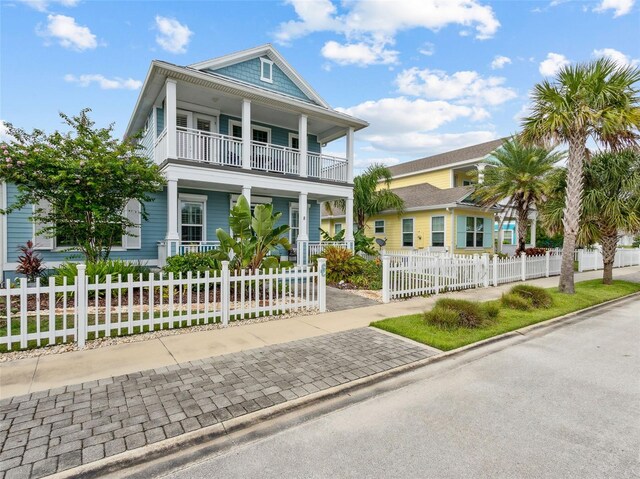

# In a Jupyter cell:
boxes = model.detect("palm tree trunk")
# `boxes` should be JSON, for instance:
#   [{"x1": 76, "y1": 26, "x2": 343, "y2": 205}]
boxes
[
  {"x1": 601, "y1": 232, "x2": 618, "y2": 285},
  {"x1": 517, "y1": 209, "x2": 528, "y2": 254},
  {"x1": 558, "y1": 136, "x2": 587, "y2": 294}
]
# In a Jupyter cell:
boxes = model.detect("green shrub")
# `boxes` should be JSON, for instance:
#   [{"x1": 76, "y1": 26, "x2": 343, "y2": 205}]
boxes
[
  {"x1": 349, "y1": 260, "x2": 382, "y2": 290},
  {"x1": 163, "y1": 252, "x2": 221, "y2": 276},
  {"x1": 424, "y1": 298, "x2": 494, "y2": 329},
  {"x1": 509, "y1": 284, "x2": 553, "y2": 308},
  {"x1": 483, "y1": 302, "x2": 501, "y2": 320},
  {"x1": 54, "y1": 259, "x2": 149, "y2": 284},
  {"x1": 501, "y1": 292, "x2": 533, "y2": 310},
  {"x1": 321, "y1": 246, "x2": 365, "y2": 284},
  {"x1": 423, "y1": 306, "x2": 461, "y2": 330}
]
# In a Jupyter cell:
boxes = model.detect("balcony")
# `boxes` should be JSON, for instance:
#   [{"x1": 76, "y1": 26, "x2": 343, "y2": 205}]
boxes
[{"x1": 154, "y1": 127, "x2": 349, "y2": 183}]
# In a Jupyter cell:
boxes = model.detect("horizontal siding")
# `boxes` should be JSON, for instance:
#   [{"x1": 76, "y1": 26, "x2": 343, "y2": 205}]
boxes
[
  {"x1": 388, "y1": 169, "x2": 452, "y2": 189},
  {"x1": 3, "y1": 183, "x2": 321, "y2": 273},
  {"x1": 207, "y1": 57, "x2": 314, "y2": 104}
]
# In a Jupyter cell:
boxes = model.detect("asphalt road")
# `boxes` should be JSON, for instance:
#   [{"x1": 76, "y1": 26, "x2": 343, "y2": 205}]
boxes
[{"x1": 163, "y1": 298, "x2": 640, "y2": 479}]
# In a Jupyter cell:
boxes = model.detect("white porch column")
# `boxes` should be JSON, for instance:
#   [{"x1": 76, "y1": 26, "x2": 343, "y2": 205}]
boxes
[
  {"x1": 299, "y1": 114, "x2": 308, "y2": 178},
  {"x1": 165, "y1": 79, "x2": 177, "y2": 159},
  {"x1": 346, "y1": 127, "x2": 355, "y2": 183},
  {"x1": 477, "y1": 163, "x2": 486, "y2": 184},
  {"x1": 297, "y1": 192, "x2": 309, "y2": 266},
  {"x1": 345, "y1": 196, "x2": 354, "y2": 244},
  {"x1": 530, "y1": 216, "x2": 537, "y2": 247},
  {"x1": 166, "y1": 178, "x2": 179, "y2": 256},
  {"x1": 241, "y1": 186, "x2": 251, "y2": 206},
  {"x1": 498, "y1": 228, "x2": 504, "y2": 253},
  {"x1": 241, "y1": 99, "x2": 251, "y2": 170}
]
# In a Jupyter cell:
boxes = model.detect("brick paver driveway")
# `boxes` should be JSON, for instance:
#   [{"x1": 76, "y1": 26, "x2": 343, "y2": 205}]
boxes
[{"x1": 0, "y1": 328, "x2": 436, "y2": 478}]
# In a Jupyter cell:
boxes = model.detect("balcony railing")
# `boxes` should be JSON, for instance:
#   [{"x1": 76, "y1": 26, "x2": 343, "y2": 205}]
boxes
[{"x1": 154, "y1": 128, "x2": 349, "y2": 183}]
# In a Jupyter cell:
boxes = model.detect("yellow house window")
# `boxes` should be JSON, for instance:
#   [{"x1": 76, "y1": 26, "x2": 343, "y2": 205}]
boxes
[{"x1": 431, "y1": 216, "x2": 445, "y2": 247}]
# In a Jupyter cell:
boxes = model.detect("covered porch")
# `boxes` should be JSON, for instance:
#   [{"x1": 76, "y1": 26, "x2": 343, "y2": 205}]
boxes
[{"x1": 157, "y1": 164, "x2": 355, "y2": 267}]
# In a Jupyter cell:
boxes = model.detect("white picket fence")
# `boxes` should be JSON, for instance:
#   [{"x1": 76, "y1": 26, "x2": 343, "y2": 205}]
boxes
[
  {"x1": 577, "y1": 248, "x2": 640, "y2": 272},
  {"x1": 0, "y1": 260, "x2": 326, "y2": 352},
  {"x1": 382, "y1": 251, "x2": 562, "y2": 302}
]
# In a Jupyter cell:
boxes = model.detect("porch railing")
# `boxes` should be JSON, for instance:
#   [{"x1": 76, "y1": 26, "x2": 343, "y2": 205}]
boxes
[
  {"x1": 154, "y1": 128, "x2": 350, "y2": 183},
  {"x1": 307, "y1": 152, "x2": 348, "y2": 183}
]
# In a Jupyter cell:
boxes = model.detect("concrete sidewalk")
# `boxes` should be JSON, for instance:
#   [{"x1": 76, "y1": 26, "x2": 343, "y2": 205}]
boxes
[{"x1": 2, "y1": 267, "x2": 639, "y2": 399}]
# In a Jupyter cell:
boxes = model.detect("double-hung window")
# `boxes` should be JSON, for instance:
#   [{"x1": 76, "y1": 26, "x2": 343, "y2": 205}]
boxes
[
  {"x1": 181, "y1": 201, "x2": 204, "y2": 243},
  {"x1": 260, "y1": 58, "x2": 273, "y2": 83},
  {"x1": 402, "y1": 218, "x2": 414, "y2": 247},
  {"x1": 431, "y1": 216, "x2": 445, "y2": 247},
  {"x1": 334, "y1": 223, "x2": 343, "y2": 235},
  {"x1": 374, "y1": 220, "x2": 385, "y2": 234},
  {"x1": 466, "y1": 217, "x2": 484, "y2": 248}
]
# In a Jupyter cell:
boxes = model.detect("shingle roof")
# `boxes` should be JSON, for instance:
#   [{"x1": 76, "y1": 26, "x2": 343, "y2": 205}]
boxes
[
  {"x1": 387, "y1": 138, "x2": 506, "y2": 177},
  {"x1": 321, "y1": 183, "x2": 486, "y2": 218}
]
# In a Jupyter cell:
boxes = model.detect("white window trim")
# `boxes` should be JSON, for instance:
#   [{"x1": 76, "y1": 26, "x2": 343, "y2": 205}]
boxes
[
  {"x1": 503, "y1": 229, "x2": 514, "y2": 244},
  {"x1": 228, "y1": 120, "x2": 271, "y2": 144},
  {"x1": 179, "y1": 193, "x2": 207, "y2": 243},
  {"x1": 260, "y1": 58, "x2": 274, "y2": 83},
  {"x1": 230, "y1": 194, "x2": 272, "y2": 205},
  {"x1": 401, "y1": 217, "x2": 415, "y2": 248},
  {"x1": 374, "y1": 220, "x2": 385, "y2": 234},
  {"x1": 431, "y1": 215, "x2": 445, "y2": 247},
  {"x1": 288, "y1": 133, "x2": 299, "y2": 149},
  {"x1": 465, "y1": 216, "x2": 486, "y2": 249},
  {"x1": 176, "y1": 109, "x2": 192, "y2": 129},
  {"x1": 193, "y1": 113, "x2": 218, "y2": 134}
]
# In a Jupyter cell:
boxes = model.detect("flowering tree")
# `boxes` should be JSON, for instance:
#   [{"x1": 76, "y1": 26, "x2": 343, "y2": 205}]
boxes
[{"x1": 0, "y1": 109, "x2": 165, "y2": 262}]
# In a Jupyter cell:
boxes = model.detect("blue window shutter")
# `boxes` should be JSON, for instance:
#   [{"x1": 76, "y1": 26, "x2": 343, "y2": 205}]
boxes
[
  {"x1": 483, "y1": 218, "x2": 493, "y2": 248},
  {"x1": 456, "y1": 215, "x2": 467, "y2": 249}
]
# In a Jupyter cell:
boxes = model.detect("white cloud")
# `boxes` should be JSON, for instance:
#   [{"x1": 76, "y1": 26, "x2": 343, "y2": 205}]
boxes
[
  {"x1": 593, "y1": 0, "x2": 635, "y2": 17},
  {"x1": 339, "y1": 97, "x2": 486, "y2": 135},
  {"x1": 592, "y1": 48, "x2": 639, "y2": 67},
  {"x1": 276, "y1": 0, "x2": 500, "y2": 66},
  {"x1": 0, "y1": 120, "x2": 12, "y2": 143},
  {"x1": 395, "y1": 68, "x2": 517, "y2": 106},
  {"x1": 64, "y1": 74, "x2": 142, "y2": 90},
  {"x1": 321, "y1": 40, "x2": 398, "y2": 66},
  {"x1": 154, "y1": 16, "x2": 193, "y2": 54},
  {"x1": 491, "y1": 55, "x2": 511, "y2": 70},
  {"x1": 539, "y1": 52, "x2": 570, "y2": 76},
  {"x1": 419, "y1": 42, "x2": 435, "y2": 56},
  {"x1": 19, "y1": 0, "x2": 79, "y2": 12},
  {"x1": 38, "y1": 14, "x2": 97, "y2": 51}
]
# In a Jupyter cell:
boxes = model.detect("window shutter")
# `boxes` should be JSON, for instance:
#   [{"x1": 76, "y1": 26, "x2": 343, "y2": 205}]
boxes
[
  {"x1": 33, "y1": 199, "x2": 54, "y2": 250},
  {"x1": 123, "y1": 199, "x2": 142, "y2": 249},
  {"x1": 483, "y1": 218, "x2": 493, "y2": 248},
  {"x1": 456, "y1": 215, "x2": 467, "y2": 249}
]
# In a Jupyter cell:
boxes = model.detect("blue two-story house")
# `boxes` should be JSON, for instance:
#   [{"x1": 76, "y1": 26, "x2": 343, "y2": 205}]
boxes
[{"x1": 0, "y1": 45, "x2": 368, "y2": 280}]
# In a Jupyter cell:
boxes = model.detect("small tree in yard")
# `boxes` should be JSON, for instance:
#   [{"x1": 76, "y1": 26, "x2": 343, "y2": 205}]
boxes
[{"x1": 0, "y1": 109, "x2": 165, "y2": 263}]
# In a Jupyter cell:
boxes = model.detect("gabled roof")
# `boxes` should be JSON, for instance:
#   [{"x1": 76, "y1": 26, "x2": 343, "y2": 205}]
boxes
[
  {"x1": 321, "y1": 183, "x2": 497, "y2": 218},
  {"x1": 188, "y1": 44, "x2": 330, "y2": 108},
  {"x1": 387, "y1": 138, "x2": 507, "y2": 178}
]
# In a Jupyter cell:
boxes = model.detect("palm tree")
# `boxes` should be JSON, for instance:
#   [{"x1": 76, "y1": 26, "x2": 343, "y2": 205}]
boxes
[
  {"x1": 521, "y1": 58, "x2": 640, "y2": 293},
  {"x1": 331, "y1": 164, "x2": 404, "y2": 231},
  {"x1": 540, "y1": 150, "x2": 640, "y2": 285},
  {"x1": 473, "y1": 137, "x2": 564, "y2": 253}
]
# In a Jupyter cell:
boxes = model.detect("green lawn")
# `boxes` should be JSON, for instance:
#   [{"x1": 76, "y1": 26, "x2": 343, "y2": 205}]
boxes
[{"x1": 371, "y1": 280, "x2": 640, "y2": 351}]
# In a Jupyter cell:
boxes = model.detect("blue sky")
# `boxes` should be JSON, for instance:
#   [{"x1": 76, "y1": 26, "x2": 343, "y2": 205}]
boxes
[{"x1": 1, "y1": 0, "x2": 638, "y2": 172}]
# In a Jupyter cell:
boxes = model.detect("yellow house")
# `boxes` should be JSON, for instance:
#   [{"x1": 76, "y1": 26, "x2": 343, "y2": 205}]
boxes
[{"x1": 321, "y1": 138, "x2": 505, "y2": 254}]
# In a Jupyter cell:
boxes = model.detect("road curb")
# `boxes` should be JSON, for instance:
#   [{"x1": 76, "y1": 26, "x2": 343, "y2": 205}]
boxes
[{"x1": 52, "y1": 291, "x2": 640, "y2": 478}]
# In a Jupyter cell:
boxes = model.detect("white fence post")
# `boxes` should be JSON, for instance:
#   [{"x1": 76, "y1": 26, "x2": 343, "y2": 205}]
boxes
[
  {"x1": 493, "y1": 254, "x2": 498, "y2": 287},
  {"x1": 521, "y1": 252, "x2": 527, "y2": 281},
  {"x1": 434, "y1": 256, "x2": 440, "y2": 294},
  {"x1": 317, "y1": 258, "x2": 327, "y2": 312},
  {"x1": 382, "y1": 255, "x2": 390, "y2": 303},
  {"x1": 545, "y1": 250, "x2": 550, "y2": 278},
  {"x1": 221, "y1": 261, "x2": 230, "y2": 326},
  {"x1": 578, "y1": 249, "x2": 584, "y2": 272},
  {"x1": 20, "y1": 278, "x2": 28, "y2": 349},
  {"x1": 482, "y1": 253, "x2": 490, "y2": 288},
  {"x1": 76, "y1": 264, "x2": 87, "y2": 349}
]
